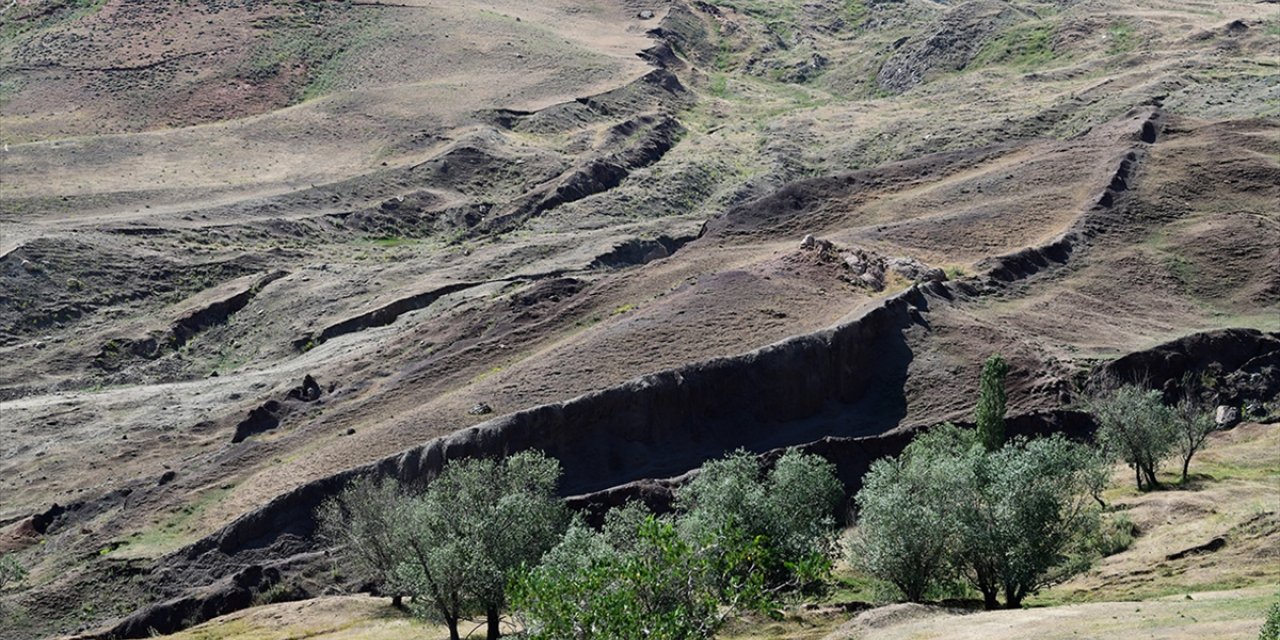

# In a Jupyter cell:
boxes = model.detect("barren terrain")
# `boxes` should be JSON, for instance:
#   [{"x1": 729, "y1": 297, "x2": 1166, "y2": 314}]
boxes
[{"x1": 1, "y1": 0, "x2": 1277, "y2": 637}]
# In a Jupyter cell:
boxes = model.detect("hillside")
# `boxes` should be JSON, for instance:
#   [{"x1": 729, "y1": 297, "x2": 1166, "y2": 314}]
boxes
[{"x1": 1, "y1": 0, "x2": 1278, "y2": 637}]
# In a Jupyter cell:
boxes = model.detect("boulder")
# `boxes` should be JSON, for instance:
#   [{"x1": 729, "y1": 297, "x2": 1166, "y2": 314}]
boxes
[{"x1": 1215, "y1": 405, "x2": 1240, "y2": 428}]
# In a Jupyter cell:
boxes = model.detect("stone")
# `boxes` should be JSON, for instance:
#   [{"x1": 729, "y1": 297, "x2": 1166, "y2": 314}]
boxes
[
  {"x1": 1215, "y1": 405, "x2": 1239, "y2": 427},
  {"x1": 638, "y1": 9, "x2": 655, "y2": 19},
  {"x1": 469, "y1": 402, "x2": 494, "y2": 416},
  {"x1": 799, "y1": 234, "x2": 817, "y2": 250}
]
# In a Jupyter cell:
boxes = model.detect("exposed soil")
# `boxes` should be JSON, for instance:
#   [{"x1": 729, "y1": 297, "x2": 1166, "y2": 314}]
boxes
[{"x1": 1, "y1": 0, "x2": 1277, "y2": 637}]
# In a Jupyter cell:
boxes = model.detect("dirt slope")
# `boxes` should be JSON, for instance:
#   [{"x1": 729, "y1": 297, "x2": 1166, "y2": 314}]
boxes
[{"x1": 1, "y1": 0, "x2": 1277, "y2": 637}]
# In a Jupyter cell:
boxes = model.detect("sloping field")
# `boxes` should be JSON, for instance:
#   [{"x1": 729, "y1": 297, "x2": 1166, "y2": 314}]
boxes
[{"x1": 1, "y1": 0, "x2": 1277, "y2": 637}]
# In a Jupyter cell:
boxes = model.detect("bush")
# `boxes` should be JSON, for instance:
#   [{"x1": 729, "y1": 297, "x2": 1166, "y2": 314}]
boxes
[
  {"x1": 676, "y1": 449, "x2": 843, "y2": 593},
  {"x1": 512, "y1": 449, "x2": 844, "y2": 637},
  {"x1": 511, "y1": 515, "x2": 771, "y2": 640},
  {"x1": 850, "y1": 425, "x2": 975, "y2": 602},
  {"x1": 1261, "y1": 601, "x2": 1280, "y2": 640},
  {"x1": 0, "y1": 553, "x2": 25, "y2": 592}
]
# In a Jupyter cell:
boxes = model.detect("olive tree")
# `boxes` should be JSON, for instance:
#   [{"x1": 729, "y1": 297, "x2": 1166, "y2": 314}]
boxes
[
  {"x1": 1173, "y1": 400, "x2": 1216, "y2": 483},
  {"x1": 1090, "y1": 385, "x2": 1177, "y2": 490},
  {"x1": 852, "y1": 426, "x2": 1106, "y2": 609},
  {"x1": 316, "y1": 451, "x2": 569, "y2": 640},
  {"x1": 675, "y1": 449, "x2": 844, "y2": 591},
  {"x1": 850, "y1": 425, "x2": 976, "y2": 602},
  {"x1": 317, "y1": 476, "x2": 409, "y2": 607},
  {"x1": 954, "y1": 434, "x2": 1104, "y2": 608}
]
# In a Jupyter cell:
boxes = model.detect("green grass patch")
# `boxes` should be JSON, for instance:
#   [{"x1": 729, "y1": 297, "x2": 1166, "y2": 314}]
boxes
[
  {"x1": 115, "y1": 485, "x2": 235, "y2": 557},
  {"x1": 973, "y1": 22, "x2": 1059, "y2": 70},
  {"x1": 1, "y1": 0, "x2": 107, "y2": 41},
  {"x1": 1106, "y1": 21, "x2": 1138, "y2": 55}
]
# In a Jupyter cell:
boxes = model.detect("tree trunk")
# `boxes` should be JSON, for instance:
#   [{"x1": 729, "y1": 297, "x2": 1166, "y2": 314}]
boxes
[
  {"x1": 487, "y1": 606, "x2": 501, "y2": 639},
  {"x1": 447, "y1": 618, "x2": 460, "y2": 640},
  {"x1": 1134, "y1": 466, "x2": 1143, "y2": 491},
  {"x1": 1004, "y1": 585, "x2": 1023, "y2": 609},
  {"x1": 981, "y1": 588, "x2": 1000, "y2": 610},
  {"x1": 391, "y1": 594, "x2": 403, "y2": 609},
  {"x1": 1143, "y1": 465, "x2": 1160, "y2": 490},
  {"x1": 1181, "y1": 455, "x2": 1192, "y2": 484}
]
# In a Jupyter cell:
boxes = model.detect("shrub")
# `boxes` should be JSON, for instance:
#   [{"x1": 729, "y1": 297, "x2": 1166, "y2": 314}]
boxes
[
  {"x1": 850, "y1": 424, "x2": 976, "y2": 602},
  {"x1": 1261, "y1": 601, "x2": 1280, "y2": 640},
  {"x1": 511, "y1": 515, "x2": 772, "y2": 640},
  {"x1": 676, "y1": 449, "x2": 843, "y2": 592},
  {"x1": 0, "y1": 553, "x2": 25, "y2": 592}
]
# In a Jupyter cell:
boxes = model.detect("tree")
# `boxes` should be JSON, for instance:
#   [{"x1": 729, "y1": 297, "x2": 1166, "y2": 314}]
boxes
[
  {"x1": 975, "y1": 354, "x2": 1010, "y2": 451},
  {"x1": 1172, "y1": 400, "x2": 1216, "y2": 484},
  {"x1": 1090, "y1": 385, "x2": 1177, "y2": 490},
  {"x1": 675, "y1": 449, "x2": 843, "y2": 592},
  {"x1": 511, "y1": 514, "x2": 772, "y2": 640},
  {"x1": 405, "y1": 451, "x2": 569, "y2": 640},
  {"x1": 954, "y1": 435, "x2": 1104, "y2": 608},
  {"x1": 316, "y1": 451, "x2": 569, "y2": 640},
  {"x1": 316, "y1": 476, "x2": 409, "y2": 607},
  {"x1": 850, "y1": 424, "x2": 976, "y2": 602},
  {"x1": 851, "y1": 427, "x2": 1106, "y2": 609}
]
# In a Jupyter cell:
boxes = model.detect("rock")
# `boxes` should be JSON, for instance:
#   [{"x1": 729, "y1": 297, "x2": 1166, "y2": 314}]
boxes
[
  {"x1": 1215, "y1": 405, "x2": 1240, "y2": 427},
  {"x1": 288, "y1": 374, "x2": 323, "y2": 402},
  {"x1": 887, "y1": 257, "x2": 947, "y2": 283},
  {"x1": 638, "y1": 9, "x2": 655, "y2": 19},
  {"x1": 1166, "y1": 536, "x2": 1226, "y2": 560},
  {"x1": 158, "y1": 471, "x2": 177, "y2": 486},
  {"x1": 469, "y1": 402, "x2": 494, "y2": 416},
  {"x1": 232, "y1": 401, "x2": 282, "y2": 443},
  {"x1": 800, "y1": 234, "x2": 817, "y2": 250}
]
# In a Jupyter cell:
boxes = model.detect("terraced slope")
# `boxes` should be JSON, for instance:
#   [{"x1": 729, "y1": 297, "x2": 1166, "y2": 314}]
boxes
[{"x1": 1, "y1": 0, "x2": 1277, "y2": 637}]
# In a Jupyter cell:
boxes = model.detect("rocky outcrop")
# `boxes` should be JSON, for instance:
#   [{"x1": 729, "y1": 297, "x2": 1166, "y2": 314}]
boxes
[
  {"x1": 876, "y1": 0, "x2": 1025, "y2": 94},
  {"x1": 590, "y1": 233, "x2": 700, "y2": 269},
  {"x1": 171, "y1": 271, "x2": 286, "y2": 347},
  {"x1": 100, "y1": 565, "x2": 281, "y2": 639},
  {"x1": 93, "y1": 270, "x2": 286, "y2": 370},
  {"x1": 231, "y1": 400, "x2": 282, "y2": 443},
  {"x1": 293, "y1": 281, "x2": 487, "y2": 351},
  {"x1": 1092, "y1": 328, "x2": 1280, "y2": 406}
]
